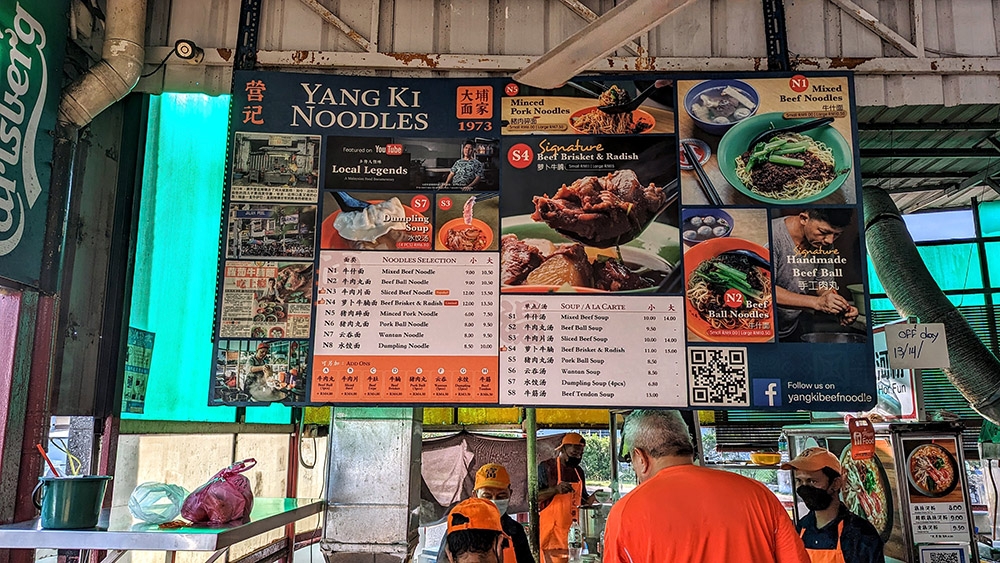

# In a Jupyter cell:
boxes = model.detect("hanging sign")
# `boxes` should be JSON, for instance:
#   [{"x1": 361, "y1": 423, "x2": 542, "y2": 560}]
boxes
[
  {"x1": 210, "y1": 70, "x2": 876, "y2": 412},
  {"x1": 884, "y1": 322, "x2": 950, "y2": 369}
]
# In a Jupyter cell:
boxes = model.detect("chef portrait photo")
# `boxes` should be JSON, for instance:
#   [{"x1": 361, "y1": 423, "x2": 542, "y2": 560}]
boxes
[{"x1": 769, "y1": 208, "x2": 866, "y2": 343}]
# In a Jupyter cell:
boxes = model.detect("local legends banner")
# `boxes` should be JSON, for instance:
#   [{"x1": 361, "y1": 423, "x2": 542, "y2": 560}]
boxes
[
  {"x1": 211, "y1": 70, "x2": 875, "y2": 413},
  {"x1": 0, "y1": 1, "x2": 69, "y2": 289}
]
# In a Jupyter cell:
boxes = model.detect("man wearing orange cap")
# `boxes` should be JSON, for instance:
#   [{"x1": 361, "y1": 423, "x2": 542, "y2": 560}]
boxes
[
  {"x1": 538, "y1": 432, "x2": 596, "y2": 560},
  {"x1": 442, "y1": 497, "x2": 507, "y2": 563},
  {"x1": 782, "y1": 447, "x2": 884, "y2": 563},
  {"x1": 437, "y1": 464, "x2": 532, "y2": 563}
]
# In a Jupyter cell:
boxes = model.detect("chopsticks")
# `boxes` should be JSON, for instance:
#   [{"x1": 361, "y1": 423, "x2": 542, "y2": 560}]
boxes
[{"x1": 682, "y1": 142, "x2": 723, "y2": 206}]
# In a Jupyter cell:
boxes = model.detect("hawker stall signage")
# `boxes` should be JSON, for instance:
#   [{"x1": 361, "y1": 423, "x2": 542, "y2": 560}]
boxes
[
  {"x1": 210, "y1": 70, "x2": 875, "y2": 411},
  {"x1": 0, "y1": 1, "x2": 68, "y2": 288}
]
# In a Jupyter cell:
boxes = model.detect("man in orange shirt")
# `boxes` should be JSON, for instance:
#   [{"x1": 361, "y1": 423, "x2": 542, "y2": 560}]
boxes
[{"x1": 602, "y1": 410, "x2": 810, "y2": 563}]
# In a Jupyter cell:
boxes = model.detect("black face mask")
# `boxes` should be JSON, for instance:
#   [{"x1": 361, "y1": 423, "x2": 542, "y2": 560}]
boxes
[
  {"x1": 797, "y1": 485, "x2": 834, "y2": 511},
  {"x1": 565, "y1": 456, "x2": 582, "y2": 467}
]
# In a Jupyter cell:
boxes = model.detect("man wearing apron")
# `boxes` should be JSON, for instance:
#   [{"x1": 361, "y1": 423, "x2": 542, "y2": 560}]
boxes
[
  {"x1": 538, "y1": 433, "x2": 596, "y2": 561},
  {"x1": 782, "y1": 447, "x2": 885, "y2": 563}
]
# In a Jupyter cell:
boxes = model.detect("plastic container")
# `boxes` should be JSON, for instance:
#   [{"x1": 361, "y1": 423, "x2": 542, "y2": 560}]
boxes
[{"x1": 33, "y1": 475, "x2": 112, "y2": 529}]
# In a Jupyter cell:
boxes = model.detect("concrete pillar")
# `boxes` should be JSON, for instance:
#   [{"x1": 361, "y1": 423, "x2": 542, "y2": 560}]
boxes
[{"x1": 322, "y1": 407, "x2": 422, "y2": 563}]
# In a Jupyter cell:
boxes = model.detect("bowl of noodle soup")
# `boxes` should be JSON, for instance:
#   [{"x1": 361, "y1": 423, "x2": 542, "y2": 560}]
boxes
[
  {"x1": 717, "y1": 112, "x2": 853, "y2": 205},
  {"x1": 684, "y1": 237, "x2": 774, "y2": 343},
  {"x1": 906, "y1": 443, "x2": 958, "y2": 498},
  {"x1": 838, "y1": 446, "x2": 893, "y2": 542}
]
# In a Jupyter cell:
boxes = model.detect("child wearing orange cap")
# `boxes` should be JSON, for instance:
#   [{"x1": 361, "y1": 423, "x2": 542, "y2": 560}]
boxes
[
  {"x1": 437, "y1": 464, "x2": 532, "y2": 563},
  {"x1": 442, "y1": 498, "x2": 506, "y2": 563}
]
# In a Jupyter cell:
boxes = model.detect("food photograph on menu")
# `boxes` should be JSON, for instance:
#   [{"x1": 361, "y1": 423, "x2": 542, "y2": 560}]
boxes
[
  {"x1": 434, "y1": 192, "x2": 499, "y2": 251},
  {"x1": 226, "y1": 204, "x2": 317, "y2": 260},
  {"x1": 677, "y1": 76, "x2": 856, "y2": 206},
  {"x1": 682, "y1": 207, "x2": 774, "y2": 342},
  {"x1": 501, "y1": 79, "x2": 675, "y2": 136},
  {"x1": 230, "y1": 132, "x2": 321, "y2": 203},
  {"x1": 213, "y1": 340, "x2": 309, "y2": 405},
  {"x1": 769, "y1": 207, "x2": 866, "y2": 343},
  {"x1": 320, "y1": 191, "x2": 433, "y2": 251},
  {"x1": 218, "y1": 261, "x2": 314, "y2": 339},
  {"x1": 326, "y1": 136, "x2": 500, "y2": 190},
  {"x1": 499, "y1": 136, "x2": 680, "y2": 295}
]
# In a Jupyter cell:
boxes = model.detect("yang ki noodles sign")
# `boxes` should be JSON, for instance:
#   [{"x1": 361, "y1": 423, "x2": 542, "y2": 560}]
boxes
[{"x1": 209, "y1": 70, "x2": 876, "y2": 413}]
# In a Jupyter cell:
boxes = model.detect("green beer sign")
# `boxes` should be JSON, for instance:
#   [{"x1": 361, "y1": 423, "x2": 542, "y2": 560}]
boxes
[{"x1": 0, "y1": 1, "x2": 68, "y2": 287}]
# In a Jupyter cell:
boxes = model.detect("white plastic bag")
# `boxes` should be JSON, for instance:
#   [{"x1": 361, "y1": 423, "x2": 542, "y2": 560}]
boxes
[{"x1": 128, "y1": 482, "x2": 189, "y2": 524}]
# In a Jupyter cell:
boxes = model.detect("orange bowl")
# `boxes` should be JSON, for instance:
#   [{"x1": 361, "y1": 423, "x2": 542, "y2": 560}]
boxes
[
  {"x1": 321, "y1": 200, "x2": 429, "y2": 250},
  {"x1": 750, "y1": 452, "x2": 782, "y2": 466},
  {"x1": 568, "y1": 107, "x2": 655, "y2": 134},
  {"x1": 684, "y1": 237, "x2": 774, "y2": 343},
  {"x1": 437, "y1": 217, "x2": 494, "y2": 250}
]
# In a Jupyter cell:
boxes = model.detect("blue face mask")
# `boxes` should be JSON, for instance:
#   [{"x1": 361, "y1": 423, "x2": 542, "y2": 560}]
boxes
[{"x1": 491, "y1": 499, "x2": 509, "y2": 515}]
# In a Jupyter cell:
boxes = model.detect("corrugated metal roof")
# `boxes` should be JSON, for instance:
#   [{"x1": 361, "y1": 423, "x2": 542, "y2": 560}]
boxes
[{"x1": 857, "y1": 103, "x2": 1000, "y2": 212}]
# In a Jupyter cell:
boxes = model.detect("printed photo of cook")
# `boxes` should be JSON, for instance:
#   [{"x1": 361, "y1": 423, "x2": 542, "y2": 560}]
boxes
[
  {"x1": 213, "y1": 340, "x2": 308, "y2": 405},
  {"x1": 499, "y1": 136, "x2": 680, "y2": 295},
  {"x1": 435, "y1": 192, "x2": 499, "y2": 251},
  {"x1": 320, "y1": 191, "x2": 433, "y2": 251},
  {"x1": 768, "y1": 208, "x2": 866, "y2": 343}
]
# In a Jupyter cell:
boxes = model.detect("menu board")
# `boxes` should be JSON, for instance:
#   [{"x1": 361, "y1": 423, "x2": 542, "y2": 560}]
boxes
[
  {"x1": 900, "y1": 436, "x2": 974, "y2": 546},
  {"x1": 210, "y1": 71, "x2": 876, "y2": 411}
]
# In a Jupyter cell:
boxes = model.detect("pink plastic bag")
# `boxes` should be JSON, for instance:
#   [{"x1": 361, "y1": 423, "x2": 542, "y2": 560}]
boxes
[{"x1": 181, "y1": 459, "x2": 256, "y2": 524}]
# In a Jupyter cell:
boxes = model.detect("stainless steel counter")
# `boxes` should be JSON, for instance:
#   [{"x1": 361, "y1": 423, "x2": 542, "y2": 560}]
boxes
[{"x1": 0, "y1": 497, "x2": 323, "y2": 552}]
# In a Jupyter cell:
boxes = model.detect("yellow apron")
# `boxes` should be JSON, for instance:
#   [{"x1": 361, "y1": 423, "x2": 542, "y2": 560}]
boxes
[
  {"x1": 539, "y1": 460, "x2": 582, "y2": 560},
  {"x1": 801, "y1": 520, "x2": 846, "y2": 563}
]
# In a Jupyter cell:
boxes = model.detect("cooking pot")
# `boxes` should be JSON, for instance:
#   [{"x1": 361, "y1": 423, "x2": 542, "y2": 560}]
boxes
[{"x1": 800, "y1": 332, "x2": 866, "y2": 344}]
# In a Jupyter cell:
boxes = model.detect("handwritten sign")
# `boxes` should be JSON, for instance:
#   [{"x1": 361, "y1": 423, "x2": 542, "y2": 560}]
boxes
[{"x1": 884, "y1": 322, "x2": 950, "y2": 369}]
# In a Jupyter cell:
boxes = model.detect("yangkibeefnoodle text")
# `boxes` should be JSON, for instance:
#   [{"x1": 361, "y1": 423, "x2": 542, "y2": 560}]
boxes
[{"x1": 289, "y1": 84, "x2": 428, "y2": 130}]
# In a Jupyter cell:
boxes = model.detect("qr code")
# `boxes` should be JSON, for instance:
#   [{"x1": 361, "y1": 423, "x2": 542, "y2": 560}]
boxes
[
  {"x1": 921, "y1": 548, "x2": 964, "y2": 563},
  {"x1": 688, "y1": 347, "x2": 749, "y2": 407}
]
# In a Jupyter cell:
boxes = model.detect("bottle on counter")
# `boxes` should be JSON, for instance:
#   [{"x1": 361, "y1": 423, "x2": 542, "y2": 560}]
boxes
[
  {"x1": 567, "y1": 518, "x2": 583, "y2": 562},
  {"x1": 777, "y1": 430, "x2": 789, "y2": 462}
]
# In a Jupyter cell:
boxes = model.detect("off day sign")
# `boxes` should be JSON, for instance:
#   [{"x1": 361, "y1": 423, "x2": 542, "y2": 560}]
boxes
[{"x1": 884, "y1": 323, "x2": 950, "y2": 370}]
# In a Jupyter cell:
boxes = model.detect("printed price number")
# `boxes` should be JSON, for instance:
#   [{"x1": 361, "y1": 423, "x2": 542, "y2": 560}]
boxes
[
  {"x1": 459, "y1": 120, "x2": 493, "y2": 131},
  {"x1": 948, "y1": 505, "x2": 964, "y2": 511}
]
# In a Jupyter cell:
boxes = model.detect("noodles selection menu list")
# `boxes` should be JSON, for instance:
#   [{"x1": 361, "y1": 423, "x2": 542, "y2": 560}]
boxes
[
  {"x1": 310, "y1": 250, "x2": 500, "y2": 403},
  {"x1": 499, "y1": 295, "x2": 687, "y2": 407}
]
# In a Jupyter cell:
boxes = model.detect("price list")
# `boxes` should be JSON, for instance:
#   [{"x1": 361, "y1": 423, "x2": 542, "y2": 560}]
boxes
[
  {"x1": 909, "y1": 502, "x2": 970, "y2": 544},
  {"x1": 310, "y1": 250, "x2": 500, "y2": 403},
  {"x1": 499, "y1": 295, "x2": 687, "y2": 406}
]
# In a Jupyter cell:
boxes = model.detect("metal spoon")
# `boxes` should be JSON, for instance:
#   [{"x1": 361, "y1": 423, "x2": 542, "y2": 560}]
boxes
[
  {"x1": 746, "y1": 117, "x2": 835, "y2": 151},
  {"x1": 550, "y1": 180, "x2": 679, "y2": 248},
  {"x1": 598, "y1": 83, "x2": 660, "y2": 115},
  {"x1": 331, "y1": 191, "x2": 371, "y2": 213}
]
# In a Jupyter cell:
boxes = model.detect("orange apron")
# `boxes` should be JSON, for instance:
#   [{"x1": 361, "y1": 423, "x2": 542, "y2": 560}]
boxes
[
  {"x1": 501, "y1": 536, "x2": 516, "y2": 563},
  {"x1": 800, "y1": 520, "x2": 846, "y2": 563},
  {"x1": 539, "y1": 460, "x2": 582, "y2": 559}
]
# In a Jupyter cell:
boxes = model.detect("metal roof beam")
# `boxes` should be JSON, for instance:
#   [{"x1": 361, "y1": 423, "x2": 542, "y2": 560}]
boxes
[
  {"x1": 859, "y1": 122, "x2": 1000, "y2": 132},
  {"x1": 143, "y1": 48, "x2": 1000, "y2": 76},
  {"x1": 298, "y1": 0, "x2": 371, "y2": 51},
  {"x1": 827, "y1": 0, "x2": 922, "y2": 57},
  {"x1": 860, "y1": 148, "x2": 1000, "y2": 159},
  {"x1": 556, "y1": 0, "x2": 643, "y2": 57}
]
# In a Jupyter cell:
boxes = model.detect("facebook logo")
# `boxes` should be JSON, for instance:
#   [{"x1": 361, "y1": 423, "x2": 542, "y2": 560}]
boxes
[{"x1": 753, "y1": 379, "x2": 782, "y2": 407}]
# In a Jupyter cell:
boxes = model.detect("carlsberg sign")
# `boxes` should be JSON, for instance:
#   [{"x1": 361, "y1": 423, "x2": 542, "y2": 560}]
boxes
[{"x1": 0, "y1": 1, "x2": 68, "y2": 287}]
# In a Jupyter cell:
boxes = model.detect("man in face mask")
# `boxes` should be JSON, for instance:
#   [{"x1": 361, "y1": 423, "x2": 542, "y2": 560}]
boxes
[
  {"x1": 437, "y1": 464, "x2": 533, "y2": 563},
  {"x1": 782, "y1": 447, "x2": 884, "y2": 563},
  {"x1": 537, "y1": 433, "x2": 597, "y2": 561}
]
